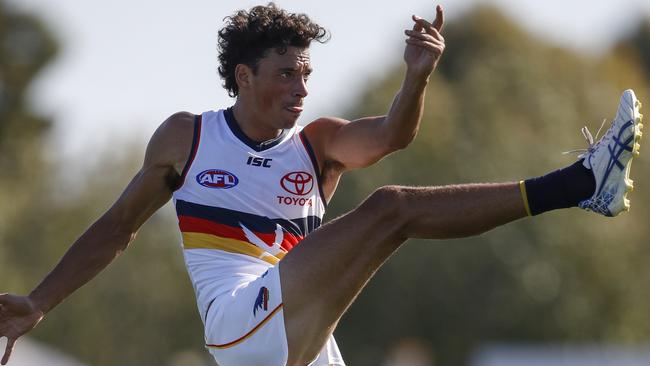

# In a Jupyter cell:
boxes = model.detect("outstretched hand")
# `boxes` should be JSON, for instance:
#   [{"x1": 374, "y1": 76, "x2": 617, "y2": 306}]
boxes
[
  {"x1": 0, "y1": 294, "x2": 44, "y2": 365},
  {"x1": 404, "y1": 4, "x2": 445, "y2": 78}
]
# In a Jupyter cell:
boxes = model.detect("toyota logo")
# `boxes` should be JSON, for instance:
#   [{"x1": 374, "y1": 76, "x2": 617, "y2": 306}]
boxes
[{"x1": 280, "y1": 171, "x2": 314, "y2": 196}]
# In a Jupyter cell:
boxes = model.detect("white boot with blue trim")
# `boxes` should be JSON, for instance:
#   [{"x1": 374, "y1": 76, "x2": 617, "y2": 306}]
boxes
[{"x1": 577, "y1": 89, "x2": 643, "y2": 216}]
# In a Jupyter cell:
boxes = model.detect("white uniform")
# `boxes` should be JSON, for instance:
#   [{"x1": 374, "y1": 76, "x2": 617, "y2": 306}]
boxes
[{"x1": 172, "y1": 108, "x2": 345, "y2": 366}]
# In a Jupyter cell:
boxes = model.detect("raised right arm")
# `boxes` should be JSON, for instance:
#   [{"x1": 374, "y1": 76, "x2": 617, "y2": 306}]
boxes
[{"x1": 0, "y1": 111, "x2": 196, "y2": 364}]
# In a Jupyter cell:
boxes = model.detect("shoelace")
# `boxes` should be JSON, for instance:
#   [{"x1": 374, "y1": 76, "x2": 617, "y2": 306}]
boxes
[{"x1": 562, "y1": 118, "x2": 608, "y2": 157}]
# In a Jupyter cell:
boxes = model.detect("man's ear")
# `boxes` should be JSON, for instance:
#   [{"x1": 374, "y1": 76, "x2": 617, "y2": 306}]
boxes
[{"x1": 235, "y1": 64, "x2": 253, "y2": 91}]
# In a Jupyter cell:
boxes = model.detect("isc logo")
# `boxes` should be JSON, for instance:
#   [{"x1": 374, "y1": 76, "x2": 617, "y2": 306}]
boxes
[
  {"x1": 247, "y1": 156, "x2": 272, "y2": 168},
  {"x1": 196, "y1": 169, "x2": 239, "y2": 189}
]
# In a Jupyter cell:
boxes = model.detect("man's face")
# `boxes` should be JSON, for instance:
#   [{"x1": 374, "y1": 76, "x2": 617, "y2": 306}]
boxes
[{"x1": 246, "y1": 46, "x2": 311, "y2": 130}]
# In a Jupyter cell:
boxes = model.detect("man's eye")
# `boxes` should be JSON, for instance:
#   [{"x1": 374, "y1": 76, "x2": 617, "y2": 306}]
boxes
[{"x1": 280, "y1": 72, "x2": 291, "y2": 78}]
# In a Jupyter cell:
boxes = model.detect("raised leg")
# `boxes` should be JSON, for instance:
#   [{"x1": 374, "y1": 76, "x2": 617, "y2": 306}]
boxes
[{"x1": 279, "y1": 182, "x2": 526, "y2": 365}]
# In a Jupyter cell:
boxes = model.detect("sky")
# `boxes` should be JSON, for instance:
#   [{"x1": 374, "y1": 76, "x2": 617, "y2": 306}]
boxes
[{"x1": 4, "y1": 0, "x2": 650, "y2": 167}]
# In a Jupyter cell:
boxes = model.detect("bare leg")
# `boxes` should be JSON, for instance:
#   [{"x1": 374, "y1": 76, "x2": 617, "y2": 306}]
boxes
[{"x1": 279, "y1": 182, "x2": 526, "y2": 365}]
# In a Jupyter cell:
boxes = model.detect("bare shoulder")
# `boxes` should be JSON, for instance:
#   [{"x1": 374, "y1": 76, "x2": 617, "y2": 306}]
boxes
[
  {"x1": 302, "y1": 117, "x2": 348, "y2": 155},
  {"x1": 303, "y1": 116, "x2": 348, "y2": 136},
  {"x1": 159, "y1": 111, "x2": 196, "y2": 134},
  {"x1": 145, "y1": 111, "x2": 197, "y2": 175}
]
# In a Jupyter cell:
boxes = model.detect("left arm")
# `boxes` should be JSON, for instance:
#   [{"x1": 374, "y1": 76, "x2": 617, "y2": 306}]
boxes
[{"x1": 306, "y1": 5, "x2": 445, "y2": 171}]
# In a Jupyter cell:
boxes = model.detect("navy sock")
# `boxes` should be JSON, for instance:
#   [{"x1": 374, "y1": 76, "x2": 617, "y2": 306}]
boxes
[{"x1": 522, "y1": 160, "x2": 596, "y2": 216}]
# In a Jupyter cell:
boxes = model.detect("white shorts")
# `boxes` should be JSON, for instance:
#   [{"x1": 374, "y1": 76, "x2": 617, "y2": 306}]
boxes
[{"x1": 204, "y1": 265, "x2": 345, "y2": 366}]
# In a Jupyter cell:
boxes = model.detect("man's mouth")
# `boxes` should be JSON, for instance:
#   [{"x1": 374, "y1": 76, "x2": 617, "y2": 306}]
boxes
[{"x1": 286, "y1": 106, "x2": 303, "y2": 113}]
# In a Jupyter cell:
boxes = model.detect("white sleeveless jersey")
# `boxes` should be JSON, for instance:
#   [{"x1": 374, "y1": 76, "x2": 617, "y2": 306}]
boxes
[{"x1": 172, "y1": 108, "x2": 326, "y2": 320}]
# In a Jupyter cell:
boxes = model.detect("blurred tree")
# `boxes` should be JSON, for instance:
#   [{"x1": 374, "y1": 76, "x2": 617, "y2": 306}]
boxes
[
  {"x1": 0, "y1": 3, "x2": 208, "y2": 365},
  {"x1": 0, "y1": 0, "x2": 56, "y2": 290},
  {"x1": 617, "y1": 20, "x2": 650, "y2": 80},
  {"x1": 330, "y1": 6, "x2": 650, "y2": 366}
]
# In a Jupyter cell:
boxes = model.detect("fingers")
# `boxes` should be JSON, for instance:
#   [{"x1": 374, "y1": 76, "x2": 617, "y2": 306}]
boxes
[
  {"x1": 410, "y1": 4, "x2": 444, "y2": 36},
  {"x1": 405, "y1": 38, "x2": 444, "y2": 52},
  {"x1": 404, "y1": 29, "x2": 443, "y2": 45},
  {"x1": 411, "y1": 14, "x2": 424, "y2": 33},
  {"x1": 411, "y1": 15, "x2": 444, "y2": 43},
  {"x1": 1, "y1": 337, "x2": 15, "y2": 365},
  {"x1": 433, "y1": 5, "x2": 444, "y2": 32},
  {"x1": 404, "y1": 30, "x2": 444, "y2": 53},
  {"x1": 405, "y1": 38, "x2": 445, "y2": 56}
]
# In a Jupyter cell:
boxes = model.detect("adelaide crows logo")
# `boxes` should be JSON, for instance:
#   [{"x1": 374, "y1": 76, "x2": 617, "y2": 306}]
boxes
[{"x1": 253, "y1": 286, "x2": 269, "y2": 317}]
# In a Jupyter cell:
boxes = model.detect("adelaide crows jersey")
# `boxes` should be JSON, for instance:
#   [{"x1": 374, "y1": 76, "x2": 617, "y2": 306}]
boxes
[{"x1": 172, "y1": 108, "x2": 326, "y2": 320}]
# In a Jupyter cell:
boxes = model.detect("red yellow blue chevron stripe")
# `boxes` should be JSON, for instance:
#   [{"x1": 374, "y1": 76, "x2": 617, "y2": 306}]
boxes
[
  {"x1": 182, "y1": 232, "x2": 286, "y2": 265},
  {"x1": 179, "y1": 215, "x2": 302, "y2": 251},
  {"x1": 176, "y1": 200, "x2": 321, "y2": 263}
]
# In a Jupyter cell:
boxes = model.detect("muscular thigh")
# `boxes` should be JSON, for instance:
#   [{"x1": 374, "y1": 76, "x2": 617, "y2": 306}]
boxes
[{"x1": 279, "y1": 187, "x2": 405, "y2": 364}]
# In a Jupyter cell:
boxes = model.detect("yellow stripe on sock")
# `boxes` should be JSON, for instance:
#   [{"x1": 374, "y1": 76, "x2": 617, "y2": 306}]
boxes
[{"x1": 519, "y1": 180, "x2": 532, "y2": 216}]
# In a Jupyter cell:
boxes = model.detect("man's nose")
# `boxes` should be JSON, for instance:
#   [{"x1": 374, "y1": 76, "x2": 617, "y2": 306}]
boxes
[{"x1": 293, "y1": 78, "x2": 308, "y2": 98}]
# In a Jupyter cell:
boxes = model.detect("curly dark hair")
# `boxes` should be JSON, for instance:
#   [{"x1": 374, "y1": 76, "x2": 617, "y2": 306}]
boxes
[{"x1": 217, "y1": 3, "x2": 329, "y2": 97}]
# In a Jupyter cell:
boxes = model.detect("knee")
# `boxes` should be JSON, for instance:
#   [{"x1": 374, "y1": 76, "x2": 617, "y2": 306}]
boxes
[{"x1": 361, "y1": 185, "x2": 407, "y2": 224}]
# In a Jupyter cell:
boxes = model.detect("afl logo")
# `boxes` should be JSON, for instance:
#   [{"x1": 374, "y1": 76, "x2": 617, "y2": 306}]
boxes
[
  {"x1": 280, "y1": 171, "x2": 313, "y2": 196},
  {"x1": 196, "y1": 169, "x2": 239, "y2": 189}
]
